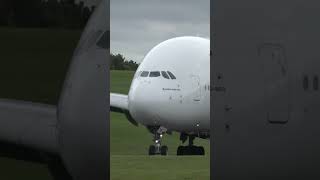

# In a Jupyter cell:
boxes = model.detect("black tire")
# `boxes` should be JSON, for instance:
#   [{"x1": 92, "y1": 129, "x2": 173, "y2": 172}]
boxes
[
  {"x1": 189, "y1": 146, "x2": 197, "y2": 155},
  {"x1": 198, "y1": 146, "x2": 205, "y2": 155},
  {"x1": 149, "y1": 145, "x2": 156, "y2": 155},
  {"x1": 177, "y1": 146, "x2": 183, "y2": 155},
  {"x1": 160, "y1": 146, "x2": 168, "y2": 155}
]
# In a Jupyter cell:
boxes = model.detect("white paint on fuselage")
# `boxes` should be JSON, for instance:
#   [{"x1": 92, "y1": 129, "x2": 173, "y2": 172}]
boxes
[{"x1": 128, "y1": 36, "x2": 210, "y2": 135}]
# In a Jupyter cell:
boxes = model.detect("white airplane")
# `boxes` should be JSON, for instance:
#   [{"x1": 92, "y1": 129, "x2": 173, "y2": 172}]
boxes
[{"x1": 111, "y1": 36, "x2": 210, "y2": 155}]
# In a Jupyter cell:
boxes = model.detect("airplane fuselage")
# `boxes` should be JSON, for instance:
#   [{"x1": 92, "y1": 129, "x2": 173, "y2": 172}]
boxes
[{"x1": 127, "y1": 37, "x2": 210, "y2": 136}]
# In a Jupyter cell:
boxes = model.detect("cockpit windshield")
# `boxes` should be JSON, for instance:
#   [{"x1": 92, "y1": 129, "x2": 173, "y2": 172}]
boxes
[
  {"x1": 167, "y1": 71, "x2": 176, "y2": 79},
  {"x1": 161, "y1": 71, "x2": 170, "y2": 79},
  {"x1": 140, "y1": 71, "x2": 149, "y2": 77},
  {"x1": 149, "y1": 71, "x2": 160, "y2": 77},
  {"x1": 139, "y1": 70, "x2": 176, "y2": 79}
]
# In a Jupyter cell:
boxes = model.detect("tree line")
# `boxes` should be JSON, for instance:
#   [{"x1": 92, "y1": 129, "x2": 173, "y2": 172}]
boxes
[
  {"x1": 0, "y1": 0, "x2": 94, "y2": 29},
  {"x1": 111, "y1": 53, "x2": 139, "y2": 71}
]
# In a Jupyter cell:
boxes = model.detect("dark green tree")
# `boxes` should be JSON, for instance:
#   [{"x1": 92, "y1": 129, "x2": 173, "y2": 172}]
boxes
[
  {"x1": 110, "y1": 53, "x2": 139, "y2": 71},
  {"x1": 11, "y1": 0, "x2": 45, "y2": 27}
]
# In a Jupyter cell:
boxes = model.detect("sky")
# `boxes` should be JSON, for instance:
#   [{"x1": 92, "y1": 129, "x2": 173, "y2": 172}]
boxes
[{"x1": 110, "y1": 0, "x2": 210, "y2": 63}]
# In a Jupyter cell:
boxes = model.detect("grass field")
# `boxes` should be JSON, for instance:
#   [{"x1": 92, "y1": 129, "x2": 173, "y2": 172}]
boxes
[{"x1": 110, "y1": 70, "x2": 210, "y2": 180}]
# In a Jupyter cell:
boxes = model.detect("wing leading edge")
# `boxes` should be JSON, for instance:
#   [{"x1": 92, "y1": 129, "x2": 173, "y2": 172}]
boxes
[
  {"x1": 110, "y1": 93, "x2": 128, "y2": 112},
  {"x1": 110, "y1": 93, "x2": 138, "y2": 126}
]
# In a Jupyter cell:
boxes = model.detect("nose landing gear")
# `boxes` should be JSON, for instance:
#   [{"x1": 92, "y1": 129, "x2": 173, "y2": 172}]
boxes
[
  {"x1": 148, "y1": 126, "x2": 168, "y2": 155},
  {"x1": 177, "y1": 133, "x2": 205, "y2": 156}
]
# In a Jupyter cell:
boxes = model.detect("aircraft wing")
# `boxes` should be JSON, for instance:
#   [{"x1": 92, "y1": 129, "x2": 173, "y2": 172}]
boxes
[
  {"x1": 110, "y1": 93, "x2": 128, "y2": 112},
  {"x1": 0, "y1": 99, "x2": 58, "y2": 154},
  {"x1": 110, "y1": 93, "x2": 138, "y2": 126}
]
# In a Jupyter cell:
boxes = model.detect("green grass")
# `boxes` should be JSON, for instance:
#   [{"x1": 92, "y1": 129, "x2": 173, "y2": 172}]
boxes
[
  {"x1": 0, "y1": 158, "x2": 53, "y2": 180},
  {"x1": 111, "y1": 156, "x2": 209, "y2": 180},
  {"x1": 110, "y1": 70, "x2": 210, "y2": 180},
  {"x1": 110, "y1": 70, "x2": 135, "y2": 94}
]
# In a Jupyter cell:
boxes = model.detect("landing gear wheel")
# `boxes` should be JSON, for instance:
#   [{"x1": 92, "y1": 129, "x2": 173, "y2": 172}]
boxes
[
  {"x1": 149, "y1": 145, "x2": 156, "y2": 155},
  {"x1": 147, "y1": 126, "x2": 168, "y2": 155},
  {"x1": 177, "y1": 133, "x2": 206, "y2": 155},
  {"x1": 184, "y1": 146, "x2": 192, "y2": 155},
  {"x1": 198, "y1": 146, "x2": 205, "y2": 155},
  {"x1": 190, "y1": 146, "x2": 205, "y2": 155},
  {"x1": 190, "y1": 146, "x2": 198, "y2": 155},
  {"x1": 160, "y1": 146, "x2": 168, "y2": 155}
]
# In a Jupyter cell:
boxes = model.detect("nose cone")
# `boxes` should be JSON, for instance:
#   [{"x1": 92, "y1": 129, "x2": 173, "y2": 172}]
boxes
[
  {"x1": 128, "y1": 79, "x2": 206, "y2": 131},
  {"x1": 128, "y1": 80, "x2": 161, "y2": 126}
]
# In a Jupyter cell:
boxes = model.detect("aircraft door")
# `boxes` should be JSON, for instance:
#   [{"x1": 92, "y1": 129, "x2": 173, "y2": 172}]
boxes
[
  {"x1": 191, "y1": 75, "x2": 201, "y2": 102},
  {"x1": 259, "y1": 44, "x2": 289, "y2": 124}
]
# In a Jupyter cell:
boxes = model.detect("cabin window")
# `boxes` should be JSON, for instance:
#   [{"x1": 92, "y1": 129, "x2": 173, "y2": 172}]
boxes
[
  {"x1": 314, "y1": 76, "x2": 319, "y2": 91},
  {"x1": 149, "y1": 71, "x2": 160, "y2": 77},
  {"x1": 161, "y1": 71, "x2": 170, "y2": 79},
  {"x1": 140, "y1": 71, "x2": 149, "y2": 77},
  {"x1": 303, "y1": 76, "x2": 309, "y2": 90},
  {"x1": 167, "y1": 71, "x2": 176, "y2": 79}
]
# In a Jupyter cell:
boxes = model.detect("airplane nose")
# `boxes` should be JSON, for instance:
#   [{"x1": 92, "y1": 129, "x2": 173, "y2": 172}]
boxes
[{"x1": 128, "y1": 80, "x2": 157, "y2": 125}]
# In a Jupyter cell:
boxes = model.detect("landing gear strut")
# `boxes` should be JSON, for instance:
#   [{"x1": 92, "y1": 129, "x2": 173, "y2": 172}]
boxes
[
  {"x1": 148, "y1": 126, "x2": 168, "y2": 156},
  {"x1": 177, "y1": 133, "x2": 205, "y2": 156}
]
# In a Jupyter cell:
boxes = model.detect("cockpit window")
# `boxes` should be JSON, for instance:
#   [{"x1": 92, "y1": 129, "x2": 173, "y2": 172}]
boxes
[
  {"x1": 161, "y1": 71, "x2": 170, "y2": 79},
  {"x1": 149, "y1": 71, "x2": 160, "y2": 77},
  {"x1": 140, "y1": 71, "x2": 149, "y2": 77},
  {"x1": 167, "y1": 71, "x2": 176, "y2": 79}
]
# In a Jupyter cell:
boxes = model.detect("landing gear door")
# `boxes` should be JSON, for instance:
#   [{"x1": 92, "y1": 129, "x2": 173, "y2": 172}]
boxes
[
  {"x1": 259, "y1": 44, "x2": 289, "y2": 124},
  {"x1": 191, "y1": 75, "x2": 201, "y2": 102}
]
